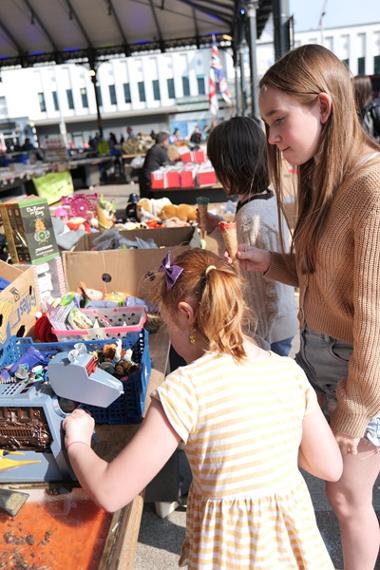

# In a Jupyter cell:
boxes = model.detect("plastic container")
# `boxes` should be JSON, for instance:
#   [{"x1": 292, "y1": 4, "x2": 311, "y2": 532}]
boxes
[
  {"x1": 51, "y1": 305, "x2": 147, "y2": 341},
  {"x1": 0, "y1": 331, "x2": 151, "y2": 424}
]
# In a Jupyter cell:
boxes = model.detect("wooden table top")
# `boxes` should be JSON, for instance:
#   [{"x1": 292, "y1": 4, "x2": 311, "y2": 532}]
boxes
[
  {"x1": 0, "y1": 328, "x2": 171, "y2": 570},
  {"x1": 96, "y1": 327, "x2": 170, "y2": 569}
]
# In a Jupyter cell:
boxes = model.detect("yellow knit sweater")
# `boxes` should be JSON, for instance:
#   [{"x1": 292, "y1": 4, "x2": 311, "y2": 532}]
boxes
[{"x1": 267, "y1": 154, "x2": 380, "y2": 438}]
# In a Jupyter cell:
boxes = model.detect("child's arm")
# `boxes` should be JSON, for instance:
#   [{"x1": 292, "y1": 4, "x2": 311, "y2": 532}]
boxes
[
  {"x1": 298, "y1": 405, "x2": 343, "y2": 481},
  {"x1": 64, "y1": 401, "x2": 181, "y2": 512}
]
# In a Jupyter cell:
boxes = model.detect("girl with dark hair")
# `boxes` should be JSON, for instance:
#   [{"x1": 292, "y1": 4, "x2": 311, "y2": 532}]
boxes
[
  {"x1": 238, "y1": 44, "x2": 380, "y2": 569},
  {"x1": 352, "y1": 75, "x2": 380, "y2": 140},
  {"x1": 64, "y1": 248, "x2": 342, "y2": 569},
  {"x1": 205, "y1": 116, "x2": 297, "y2": 355}
]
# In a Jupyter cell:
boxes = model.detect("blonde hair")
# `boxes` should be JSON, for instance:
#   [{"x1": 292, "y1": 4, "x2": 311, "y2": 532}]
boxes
[
  {"x1": 260, "y1": 44, "x2": 380, "y2": 274},
  {"x1": 156, "y1": 249, "x2": 247, "y2": 362}
]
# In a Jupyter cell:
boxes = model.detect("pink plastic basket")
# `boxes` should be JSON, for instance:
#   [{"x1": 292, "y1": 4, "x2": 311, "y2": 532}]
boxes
[{"x1": 52, "y1": 306, "x2": 146, "y2": 341}]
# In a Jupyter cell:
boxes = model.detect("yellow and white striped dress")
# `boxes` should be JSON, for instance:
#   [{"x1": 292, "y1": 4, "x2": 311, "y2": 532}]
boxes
[{"x1": 153, "y1": 345, "x2": 334, "y2": 570}]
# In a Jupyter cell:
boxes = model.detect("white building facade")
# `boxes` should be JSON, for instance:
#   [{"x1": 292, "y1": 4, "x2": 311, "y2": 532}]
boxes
[{"x1": 0, "y1": 19, "x2": 379, "y2": 148}]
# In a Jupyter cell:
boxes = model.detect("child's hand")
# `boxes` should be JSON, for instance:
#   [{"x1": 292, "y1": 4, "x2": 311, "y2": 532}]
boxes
[
  {"x1": 335, "y1": 433, "x2": 360, "y2": 456},
  {"x1": 237, "y1": 244, "x2": 272, "y2": 273},
  {"x1": 196, "y1": 210, "x2": 221, "y2": 234},
  {"x1": 63, "y1": 408, "x2": 95, "y2": 449}
]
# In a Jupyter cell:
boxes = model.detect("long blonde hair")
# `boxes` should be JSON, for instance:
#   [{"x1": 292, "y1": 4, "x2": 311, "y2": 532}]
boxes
[
  {"x1": 156, "y1": 249, "x2": 247, "y2": 362},
  {"x1": 260, "y1": 44, "x2": 380, "y2": 274}
]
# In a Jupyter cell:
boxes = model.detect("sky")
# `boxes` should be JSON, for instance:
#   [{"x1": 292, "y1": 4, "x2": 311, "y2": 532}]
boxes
[{"x1": 289, "y1": 0, "x2": 380, "y2": 31}]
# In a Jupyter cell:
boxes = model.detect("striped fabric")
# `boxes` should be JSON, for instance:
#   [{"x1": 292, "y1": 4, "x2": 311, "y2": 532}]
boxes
[{"x1": 153, "y1": 345, "x2": 334, "y2": 569}]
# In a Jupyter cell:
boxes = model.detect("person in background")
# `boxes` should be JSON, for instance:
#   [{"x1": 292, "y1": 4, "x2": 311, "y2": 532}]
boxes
[
  {"x1": 63, "y1": 248, "x2": 342, "y2": 570},
  {"x1": 238, "y1": 44, "x2": 380, "y2": 570},
  {"x1": 139, "y1": 131, "x2": 170, "y2": 197},
  {"x1": 189, "y1": 125, "x2": 202, "y2": 149},
  {"x1": 169, "y1": 128, "x2": 181, "y2": 144},
  {"x1": 108, "y1": 132, "x2": 117, "y2": 148},
  {"x1": 352, "y1": 75, "x2": 380, "y2": 141},
  {"x1": 21, "y1": 137, "x2": 34, "y2": 151},
  {"x1": 126, "y1": 126, "x2": 135, "y2": 140},
  {"x1": 204, "y1": 116, "x2": 298, "y2": 355}
]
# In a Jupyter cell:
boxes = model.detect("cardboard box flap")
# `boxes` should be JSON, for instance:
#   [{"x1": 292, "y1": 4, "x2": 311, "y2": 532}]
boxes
[
  {"x1": 0, "y1": 260, "x2": 40, "y2": 343},
  {"x1": 74, "y1": 226, "x2": 196, "y2": 252}
]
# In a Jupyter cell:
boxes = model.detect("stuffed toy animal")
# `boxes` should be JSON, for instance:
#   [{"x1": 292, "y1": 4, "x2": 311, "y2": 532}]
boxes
[
  {"x1": 137, "y1": 197, "x2": 171, "y2": 220},
  {"x1": 160, "y1": 203, "x2": 197, "y2": 222}
]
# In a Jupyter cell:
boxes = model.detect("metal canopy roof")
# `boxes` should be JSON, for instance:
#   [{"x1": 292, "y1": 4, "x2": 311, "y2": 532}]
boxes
[{"x1": 0, "y1": 0, "x2": 272, "y2": 68}]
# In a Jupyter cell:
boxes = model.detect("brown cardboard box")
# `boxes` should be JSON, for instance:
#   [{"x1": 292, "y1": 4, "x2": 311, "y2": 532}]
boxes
[
  {"x1": 0, "y1": 260, "x2": 40, "y2": 343},
  {"x1": 63, "y1": 226, "x2": 200, "y2": 295}
]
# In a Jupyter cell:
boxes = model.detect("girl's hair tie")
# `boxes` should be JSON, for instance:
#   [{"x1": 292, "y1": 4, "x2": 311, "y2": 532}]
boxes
[{"x1": 205, "y1": 265, "x2": 216, "y2": 276}]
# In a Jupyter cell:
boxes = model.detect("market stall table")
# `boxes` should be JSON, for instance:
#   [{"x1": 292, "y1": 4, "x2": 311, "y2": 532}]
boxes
[
  {"x1": 150, "y1": 185, "x2": 227, "y2": 204},
  {"x1": 0, "y1": 327, "x2": 170, "y2": 570}
]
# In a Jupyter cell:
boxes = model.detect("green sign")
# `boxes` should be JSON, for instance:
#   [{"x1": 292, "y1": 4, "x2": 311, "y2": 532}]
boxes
[{"x1": 33, "y1": 171, "x2": 74, "y2": 205}]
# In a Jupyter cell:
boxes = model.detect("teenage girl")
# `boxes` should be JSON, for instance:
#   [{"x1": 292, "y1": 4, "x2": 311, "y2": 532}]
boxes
[
  {"x1": 238, "y1": 44, "x2": 380, "y2": 570},
  {"x1": 64, "y1": 248, "x2": 342, "y2": 569},
  {"x1": 203, "y1": 116, "x2": 298, "y2": 355}
]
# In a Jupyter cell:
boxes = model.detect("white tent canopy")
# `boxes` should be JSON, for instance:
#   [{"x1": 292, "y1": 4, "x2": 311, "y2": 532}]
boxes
[{"x1": 0, "y1": 0, "x2": 272, "y2": 67}]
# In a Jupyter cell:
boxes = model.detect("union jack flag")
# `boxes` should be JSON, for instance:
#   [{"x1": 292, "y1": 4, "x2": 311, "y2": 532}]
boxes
[{"x1": 208, "y1": 41, "x2": 232, "y2": 116}]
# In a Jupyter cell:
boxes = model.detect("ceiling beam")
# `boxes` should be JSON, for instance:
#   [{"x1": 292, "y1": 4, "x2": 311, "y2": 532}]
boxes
[
  {"x1": 176, "y1": 0, "x2": 231, "y2": 25},
  {"x1": 0, "y1": 18, "x2": 26, "y2": 58},
  {"x1": 190, "y1": 0, "x2": 234, "y2": 17},
  {"x1": 63, "y1": 0, "x2": 94, "y2": 49},
  {"x1": 103, "y1": 0, "x2": 131, "y2": 56},
  {"x1": 148, "y1": 0, "x2": 165, "y2": 51},
  {"x1": 23, "y1": 0, "x2": 59, "y2": 52},
  {"x1": 192, "y1": 6, "x2": 200, "y2": 48}
]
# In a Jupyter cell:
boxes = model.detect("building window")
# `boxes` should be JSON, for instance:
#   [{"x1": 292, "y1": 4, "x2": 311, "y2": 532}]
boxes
[
  {"x1": 152, "y1": 80, "x2": 161, "y2": 101},
  {"x1": 0, "y1": 96, "x2": 8, "y2": 118},
  {"x1": 182, "y1": 76, "x2": 190, "y2": 96},
  {"x1": 80, "y1": 88, "x2": 88, "y2": 108},
  {"x1": 138, "y1": 81, "x2": 146, "y2": 102},
  {"x1": 197, "y1": 76, "x2": 206, "y2": 95},
  {"x1": 123, "y1": 83, "x2": 131, "y2": 103},
  {"x1": 38, "y1": 92, "x2": 46, "y2": 113},
  {"x1": 109, "y1": 84, "x2": 117, "y2": 105},
  {"x1": 167, "y1": 78, "x2": 175, "y2": 99},
  {"x1": 374, "y1": 55, "x2": 380, "y2": 75},
  {"x1": 341, "y1": 34, "x2": 350, "y2": 62},
  {"x1": 66, "y1": 89, "x2": 74, "y2": 110},
  {"x1": 96, "y1": 86, "x2": 103, "y2": 107},
  {"x1": 324, "y1": 36, "x2": 334, "y2": 51},
  {"x1": 52, "y1": 91, "x2": 59, "y2": 111},
  {"x1": 342, "y1": 58, "x2": 349, "y2": 67},
  {"x1": 357, "y1": 57, "x2": 365, "y2": 75}
]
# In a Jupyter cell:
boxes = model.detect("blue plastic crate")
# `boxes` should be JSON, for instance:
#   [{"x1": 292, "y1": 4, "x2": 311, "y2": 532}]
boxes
[
  {"x1": 0, "y1": 330, "x2": 151, "y2": 425},
  {"x1": 84, "y1": 331, "x2": 151, "y2": 424}
]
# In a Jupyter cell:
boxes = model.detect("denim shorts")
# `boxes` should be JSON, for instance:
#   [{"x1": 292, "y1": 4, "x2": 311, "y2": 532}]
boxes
[{"x1": 295, "y1": 326, "x2": 380, "y2": 447}]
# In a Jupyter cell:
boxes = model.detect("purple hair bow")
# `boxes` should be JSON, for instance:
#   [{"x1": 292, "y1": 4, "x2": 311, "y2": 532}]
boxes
[{"x1": 160, "y1": 252, "x2": 183, "y2": 289}]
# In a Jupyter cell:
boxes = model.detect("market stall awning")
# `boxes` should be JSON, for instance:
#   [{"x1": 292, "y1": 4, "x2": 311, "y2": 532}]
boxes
[{"x1": 0, "y1": 0, "x2": 272, "y2": 68}]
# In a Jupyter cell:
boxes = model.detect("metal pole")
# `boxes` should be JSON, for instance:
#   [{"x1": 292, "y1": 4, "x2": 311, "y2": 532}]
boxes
[
  {"x1": 233, "y1": 48, "x2": 241, "y2": 116},
  {"x1": 246, "y1": 0, "x2": 259, "y2": 118},
  {"x1": 273, "y1": 0, "x2": 291, "y2": 60},
  {"x1": 89, "y1": 66, "x2": 103, "y2": 138},
  {"x1": 239, "y1": 41, "x2": 247, "y2": 116}
]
